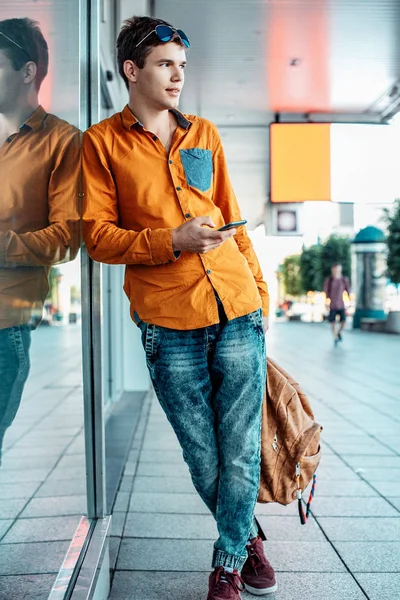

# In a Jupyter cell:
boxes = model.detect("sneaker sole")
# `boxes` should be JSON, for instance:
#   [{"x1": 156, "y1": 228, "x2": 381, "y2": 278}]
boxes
[{"x1": 244, "y1": 582, "x2": 278, "y2": 596}]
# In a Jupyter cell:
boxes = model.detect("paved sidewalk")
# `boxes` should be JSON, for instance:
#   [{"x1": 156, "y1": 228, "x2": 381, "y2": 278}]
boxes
[
  {"x1": 108, "y1": 321, "x2": 400, "y2": 600},
  {"x1": 0, "y1": 325, "x2": 85, "y2": 600}
]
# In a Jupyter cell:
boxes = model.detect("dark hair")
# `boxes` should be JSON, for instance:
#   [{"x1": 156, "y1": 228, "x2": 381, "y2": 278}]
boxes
[
  {"x1": 0, "y1": 17, "x2": 48, "y2": 91},
  {"x1": 116, "y1": 15, "x2": 185, "y2": 89}
]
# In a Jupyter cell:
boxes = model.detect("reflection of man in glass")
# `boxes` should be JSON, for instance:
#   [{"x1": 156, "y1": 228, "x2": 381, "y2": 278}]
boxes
[{"x1": 0, "y1": 18, "x2": 80, "y2": 464}]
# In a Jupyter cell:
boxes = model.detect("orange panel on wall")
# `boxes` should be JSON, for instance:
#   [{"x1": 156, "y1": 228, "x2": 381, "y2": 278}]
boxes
[{"x1": 270, "y1": 123, "x2": 331, "y2": 203}]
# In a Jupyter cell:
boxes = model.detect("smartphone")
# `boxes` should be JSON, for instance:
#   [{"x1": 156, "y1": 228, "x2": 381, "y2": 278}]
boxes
[{"x1": 218, "y1": 220, "x2": 247, "y2": 231}]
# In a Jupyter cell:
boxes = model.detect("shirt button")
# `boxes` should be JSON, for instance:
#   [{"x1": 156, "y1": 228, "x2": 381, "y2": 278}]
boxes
[
  {"x1": 176, "y1": 186, "x2": 181, "y2": 191},
  {"x1": 207, "y1": 269, "x2": 211, "y2": 275},
  {"x1": 152, "y1": 136, "x2": 157, "y2": 141},
  {"x1": 185, "y1": 213, "x2": 191, "y2": 218},
  {"x1": 169, "y1": 159, "x2": 173, "y2": 164}
]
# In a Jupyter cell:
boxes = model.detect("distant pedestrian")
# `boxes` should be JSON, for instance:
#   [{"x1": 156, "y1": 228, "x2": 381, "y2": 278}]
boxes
[{"x1": 323, "y1": 263, "x2": 350, "y2": 346}]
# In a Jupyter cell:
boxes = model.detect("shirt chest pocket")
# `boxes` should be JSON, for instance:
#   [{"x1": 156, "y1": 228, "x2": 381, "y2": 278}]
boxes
[{"x1": 180, "y1": 148, "x2": 213, "y2": 192}]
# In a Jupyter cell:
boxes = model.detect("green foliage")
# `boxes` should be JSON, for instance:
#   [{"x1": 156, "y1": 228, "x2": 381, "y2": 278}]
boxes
[
  {"x1": 300, "y1": 244, "x2": 324, "y2": 292},
  {"x1": 321, "y1": 235, "x2": 351, "y2": 281},
  {"x1": 281, "y1": 254, "x2": 303, "y2": 297},
  {"x1": 46, "y1": 267, "x2": 61, "y2": 302},
  {"x1": 384, "y1": 199, "x2": 400, "y2": 284},
  {"x1": 298, "y1": 235, "x2": 351, "y2": 293}
]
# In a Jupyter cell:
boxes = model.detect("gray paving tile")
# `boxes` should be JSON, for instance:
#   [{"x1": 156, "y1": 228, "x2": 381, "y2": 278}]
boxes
[
  {"x1": 354, "y1": 573, "x2": 400, "y2": 600},
  {"x1": 1, "y1": 515, "x2": 80, "y2": 544},
  {"x1": 136, "y1": 462, "x2": 190, "y2": 478},
  {"x1": 257, "y1": 516, "x2": 327, "y2": 542},
  {"x1": 333, "y1": 541, "x2": 400, "y2": 572},
  {"x1": 0, "y1": 541, "x2": 69, "y2": 575},
  {"x1": 129, "y1": 492, "x2": 207, "y2": 514},
  {"x1": 35, "y1": 477, "x2": 87, "y2": 497},
  {"x1": 45, "y1": 466, "x2": 86, "y2": 482},
  {"x1": 117, "y1": 538, "x2": 211, "y2": 571},
  {"x1": 329, "y1": 442, "x2": 397, "y2": 456},
  {"x1": 108, "y1": 571, "x2": 210, "y2": 600},
  {"x1": 389, "y1": 497, "x2": 400, "y2": 511},
  {"x1": 318, "y1": 517, "x2": 400, "y2": 541},
  {"x1": 0, "y1": 481, "x2": 41, "y2": 499},
  {"x1": 109, "y1": 537, "x2": 121, "y2": 571},
  {"x1": 356, "y1": 468, "x2": 400, "y2": 482},
  {"x1": 0, "y1": 520, "x2": 13, "y2": 540},
  {"x1": 20, "y1": 495, "x2": 86, "y2": 518},
  {"x1": 119, "y1": 476, "x2": 134, "y2": 494},
  {"x1": 367, "y1": 481, "x2": 400, "y2": 497},
  {"x1": 112, "y1": 571, "x2": 372, "y2": 600},
  {"x1": 3, "y1": 446, "x2": 67, "y2": 459},
  {"x1": 0, "y1": 469, "x2": 50, "y2": 484},
  {"x1": 111, "y1": 512, "x2": 126, "y2": 537},
  {"x1": 127, "y1": 450, "x2": 140, "y2": 463},
  {"x1": 0, "y1": 574, "x2": 56, "y2": 600},
  {"x1": 139, "y1": 450, "x2": 184, "y2": 463},
  {"x1": 114, "y1": 492, "x2": 131, "y2": 512},
  {"x1": 342, "y1": 456, "x2": 400, "y2": 469},
  {"x1": 124, "y1": 513, "x2": 218, "y2": 539},
  {"x1": 309, "y1": 497, "x2": 398, "y2": 517},
  {"x1": 141, "y1": 438, "x2": 181, "y2": 451},
  {"x1": 133, "y1": 476, "x2": 196, "y2": 494},
  {"x1": 116, "y1": 539, "x2": 345, "y2": 573},
  {"x1": 313, "y1": 466, "x2": 361, "y2": 481},
  {"x1": 0, "y1": 456, "x2": 59, "y2": 470},
  {"x1": 255, "y1": 502, "x2": 302, "y2": 517},
  {"x1": 305, "y1": 479, "x2": 378, "y2": 497},
  {"x1": 0, "y1": 499, "x2": 28, "y2": 519}
]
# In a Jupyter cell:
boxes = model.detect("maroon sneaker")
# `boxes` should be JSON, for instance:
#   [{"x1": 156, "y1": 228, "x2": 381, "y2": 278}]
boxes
[
  {"x1": 207, "y1": 567, "x2": 245, "y2": 600},
  {"x1": 241, "y1": 537, "x2": 278, "y2": 595}
]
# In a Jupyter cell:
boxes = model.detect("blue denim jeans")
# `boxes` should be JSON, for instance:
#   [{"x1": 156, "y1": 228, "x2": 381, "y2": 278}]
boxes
[
  {"x1": 0, "y1": 325, "x2": 31, "y2": 465},
  {"x1": 137, "y1": 309, "x2": 266, "y2": 571}
]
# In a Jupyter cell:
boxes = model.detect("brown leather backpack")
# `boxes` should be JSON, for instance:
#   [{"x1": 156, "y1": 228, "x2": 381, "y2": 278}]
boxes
[{"x1": 258, "y1": 357, "x2": 322, "y2": 522}]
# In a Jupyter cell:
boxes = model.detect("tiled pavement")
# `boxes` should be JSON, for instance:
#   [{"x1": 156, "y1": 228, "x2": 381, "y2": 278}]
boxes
[
  {"x1": 108, "y1": 321, "x2": 400, "y2": 600},
  {"x1": 0, "y1": 325, "x2": 85, "y2": 600}
]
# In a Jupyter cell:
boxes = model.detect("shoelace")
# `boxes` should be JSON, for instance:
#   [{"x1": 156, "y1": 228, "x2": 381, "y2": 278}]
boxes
[
  {"x1": 248, "y1": 545, "x2": 263, "y2": 575},
  {"x1": 214, "y1": 568, "x2": 245, "y2": 593}
]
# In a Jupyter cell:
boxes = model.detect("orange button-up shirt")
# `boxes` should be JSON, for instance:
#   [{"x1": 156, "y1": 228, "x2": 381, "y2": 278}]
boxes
[
  {"x1": 83, "y1": 105, "x2": 269, "y2": 330},
  {"x1": 0, "y1": 106, "x2": 81, "y2": 329}
]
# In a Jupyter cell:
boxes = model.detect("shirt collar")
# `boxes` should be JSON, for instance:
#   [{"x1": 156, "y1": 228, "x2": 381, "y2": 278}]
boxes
[
  {"x1": 121, "y1": 104, "x2": 193, "y2": 131},
  {"x1": 23, "y1": 105, "x2": 47, "y2": 132}
]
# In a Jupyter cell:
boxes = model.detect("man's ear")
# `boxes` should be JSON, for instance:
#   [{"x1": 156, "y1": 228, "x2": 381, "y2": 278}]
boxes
[
  {"x1": 124, "y1": 60, "x2": 140, "y2": 85},
  {"x1": 23, "y1": 61, "x2": 37, "y2": 85}
]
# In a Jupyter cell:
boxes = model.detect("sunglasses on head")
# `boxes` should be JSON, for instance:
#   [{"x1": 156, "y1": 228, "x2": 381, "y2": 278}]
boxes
[{"x1": 135, "y1": 25, "x2": 190, "y2": 49}]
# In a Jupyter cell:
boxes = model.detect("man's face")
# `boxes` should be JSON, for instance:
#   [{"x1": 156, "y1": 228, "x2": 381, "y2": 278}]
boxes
[
  {"x1": 133, "y1": 42, "x2": 186, "y2": 110},
  {"x1": 0, "y1": 49, "x2": 24, "y2": 113},
  {"x1": 332, "y1": 264, "x2": 342, "y2": 277}
]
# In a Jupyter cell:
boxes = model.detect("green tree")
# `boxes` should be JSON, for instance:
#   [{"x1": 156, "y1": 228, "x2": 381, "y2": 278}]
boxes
[
  {"x1": 281, "y1": 254, "x2": 303, "y2": 297},
  {"x1": 384, "y1": 199, "x2": 400, "y2": 284},
  {"x1": 300, "y1": 244, "x2": 324, "y2": 292},
  {"x1": 46, "y1": 267, "x2": 61, "y2": 303},
  {"x1": 321, "y1": 235, "x2": 351, "y2": 281}
]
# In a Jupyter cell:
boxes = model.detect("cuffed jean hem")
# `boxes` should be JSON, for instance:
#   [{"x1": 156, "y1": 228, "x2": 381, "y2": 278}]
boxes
[{"x1": 212, "y1": 548, "x2": 247, "y2": 572}]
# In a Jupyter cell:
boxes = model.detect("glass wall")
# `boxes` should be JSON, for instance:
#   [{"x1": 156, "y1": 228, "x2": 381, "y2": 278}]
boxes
[{"x1": 0, "y1": 2, "x2": 85, "y2": 598}]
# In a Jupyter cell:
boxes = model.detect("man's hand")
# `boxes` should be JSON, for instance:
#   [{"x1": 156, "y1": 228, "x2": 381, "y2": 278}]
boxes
[
  {"x1": 262, "y1": 316, "x2": 269, "y2": 333},
  {"x1": 172, "y1": 216, "x2": 236, "y2": 254}
]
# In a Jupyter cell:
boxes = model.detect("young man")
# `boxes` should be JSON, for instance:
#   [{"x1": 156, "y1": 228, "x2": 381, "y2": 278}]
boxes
[
  {"x1": 0, "y1": 18, "x2": 80, "y2": 464},
  {"x1": 83, "y1": 16, "x2": 276, "y2": 599},
  {"x1": 323, "y1": 263, "x2": 350, "y2": 346}
]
